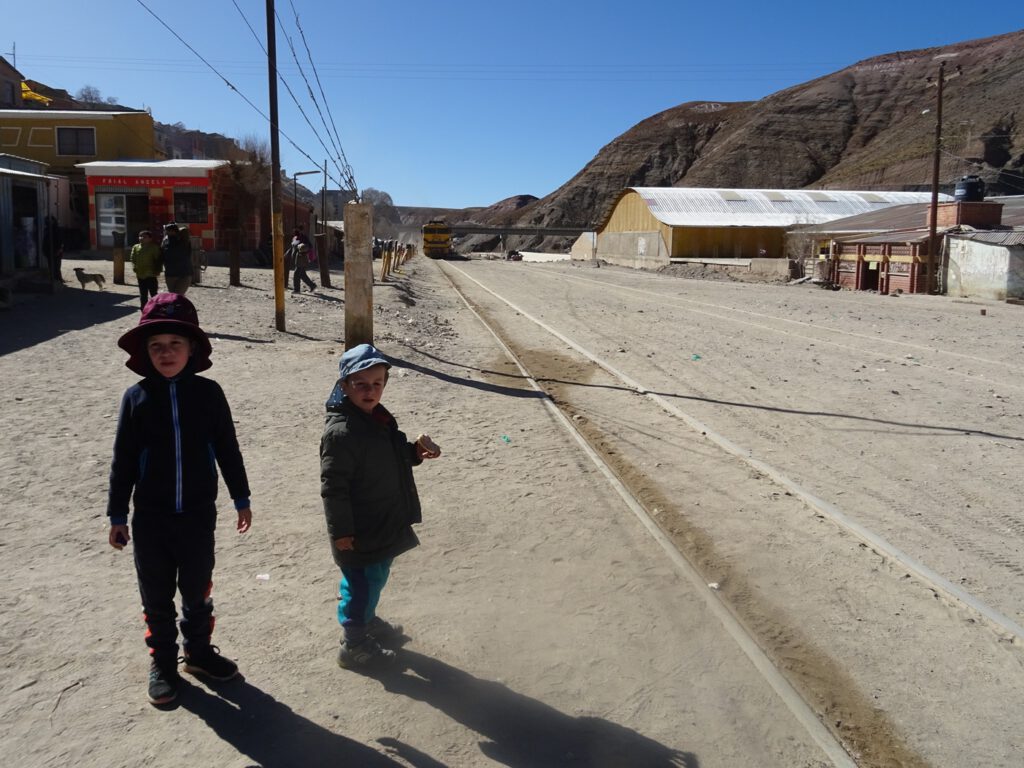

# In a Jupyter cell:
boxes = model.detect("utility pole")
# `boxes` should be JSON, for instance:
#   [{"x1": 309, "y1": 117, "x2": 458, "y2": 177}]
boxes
[
  {"x1": 320, "y1": 159, "x2": 331, "y2": 288},
  {"x1": 926, "y1": 57, "x2": 961, "y2": 294},
  {"x1": 266, "y1": 0, "x2": 286, "y2": 331}
]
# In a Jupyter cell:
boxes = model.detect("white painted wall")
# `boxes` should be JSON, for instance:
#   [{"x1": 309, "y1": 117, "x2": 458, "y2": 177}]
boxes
[{"x1": 947, "y1": 239, "x2": 1024, "y2": 300}]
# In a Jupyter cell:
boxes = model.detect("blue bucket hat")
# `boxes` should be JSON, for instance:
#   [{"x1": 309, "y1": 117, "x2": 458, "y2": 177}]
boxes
[{"x1": 326, "y1": 343, "x2": 391, "y2": 407}]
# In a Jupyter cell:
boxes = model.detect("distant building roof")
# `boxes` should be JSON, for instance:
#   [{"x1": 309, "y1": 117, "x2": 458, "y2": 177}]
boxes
[
  {"x1": 793, "y1": 202, "x2": 933, "y2": 234},
  {"x1": 77, "y1": 159, "x2": 228, "y2": 177},
  {"x1": 949, "y1": 230, "x2": 1024, "y2": 246},
  {"x1": 0, "y1": 109, "x2": 143, "y2": 119},
  {"x1": 836, "y1": 228, "x2": 933, "y2": 245},
  {"x1": 988, "y1": 196, "x2": 1024, "y2": 228},
  {"x1": 603, "y1": 187, "x2": 949, "y2": 229},
  {"x1": 796, "y1": 195, "x2": 1024, "y2": 235}
]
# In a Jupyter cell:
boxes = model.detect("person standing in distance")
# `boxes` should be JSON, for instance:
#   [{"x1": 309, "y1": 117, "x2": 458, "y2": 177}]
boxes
[
  {"x1": 129, "y1": 230, "x2": 163, "y2": 310},
  {"x1": 161, "y1": 223, "x2": 192, "y2": 295}
]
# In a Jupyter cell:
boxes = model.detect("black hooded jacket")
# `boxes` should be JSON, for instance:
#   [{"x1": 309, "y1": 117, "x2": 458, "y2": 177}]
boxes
[
  {"x1": 107, "y1": 370, "x2": 250, "y2": 524},
  {"x1": 320, "y1": 396, "x2": 422, "y2": 568}
]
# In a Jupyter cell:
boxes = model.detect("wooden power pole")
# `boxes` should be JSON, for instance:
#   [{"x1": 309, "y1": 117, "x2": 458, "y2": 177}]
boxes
[{"x1": 266, "y1": 0, "x2": 286, "y2": 331}]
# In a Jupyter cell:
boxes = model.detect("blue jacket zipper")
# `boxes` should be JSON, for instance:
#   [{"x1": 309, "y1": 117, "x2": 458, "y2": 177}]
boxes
[{"x1": 170, "y1": 381, "x2": 183, "y2": 512}]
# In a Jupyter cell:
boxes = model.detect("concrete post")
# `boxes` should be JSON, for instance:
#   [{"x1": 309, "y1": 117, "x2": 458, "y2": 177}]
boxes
[
  {"x1": 112, "y1": 230, "x2": 126, "y2": 285},
  {"x1": 228, "y1": 229, "x2": 240, "y2": 287},
  {"x1": 316, "y1": 231, "x2": 332, "y2": 289},
  {"x1": 344, "y1": 203, "x2": 373, "y2": 348}
]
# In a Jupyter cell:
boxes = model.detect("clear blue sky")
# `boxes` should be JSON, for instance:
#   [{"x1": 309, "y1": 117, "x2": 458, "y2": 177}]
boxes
[{"x1": 6, "y1": 2, "x2": 1023, "y2": 209}]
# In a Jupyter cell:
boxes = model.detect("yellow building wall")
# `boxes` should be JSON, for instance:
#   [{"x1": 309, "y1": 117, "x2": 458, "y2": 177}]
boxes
[
  {"x1": 603, "y1": 190, "x2": 672, "y2": 243},
  {"x1": 671, "y1": 226, "x2": 786, "y2": 259},
  {"x1": 0, "y1": 112, "x2": 157, "y2": 173},
  {"x1": 601, "y1": 192, "x2": 788, "y2": 259}
]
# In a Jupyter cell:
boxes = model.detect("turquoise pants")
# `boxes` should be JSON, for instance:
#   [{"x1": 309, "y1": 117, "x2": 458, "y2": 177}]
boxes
[{"x1": 338, "y1": 559, "x2": 392, "y2": 643}]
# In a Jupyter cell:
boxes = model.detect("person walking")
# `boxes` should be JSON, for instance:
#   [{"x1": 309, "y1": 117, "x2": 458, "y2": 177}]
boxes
[
  {"x1": 292, "y1": 242, "x2": 317, "y2": 294},
  {"x1": 129, "y1": 230, "x2": 163, "y2": 310}
]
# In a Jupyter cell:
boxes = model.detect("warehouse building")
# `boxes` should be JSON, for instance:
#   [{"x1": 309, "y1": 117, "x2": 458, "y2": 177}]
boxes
[{"x1": 586, "y1": 187, "x2": 942, "y2": 273}]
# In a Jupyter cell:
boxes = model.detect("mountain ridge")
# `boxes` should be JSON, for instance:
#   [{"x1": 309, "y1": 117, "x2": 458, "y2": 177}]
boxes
[{"x1": 476, "y1": 28, "x2": 1024, "y2": 250}]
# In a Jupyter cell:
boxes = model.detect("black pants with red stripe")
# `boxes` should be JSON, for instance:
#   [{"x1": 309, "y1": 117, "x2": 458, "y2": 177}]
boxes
[{"x1": 131, "y1": 511, "x2": 216, "y2": 664}]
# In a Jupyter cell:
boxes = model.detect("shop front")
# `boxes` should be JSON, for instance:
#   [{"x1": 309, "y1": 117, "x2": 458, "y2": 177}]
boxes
[{"x1": 78, "y1": 160, "x2": 228, "y2": 251}]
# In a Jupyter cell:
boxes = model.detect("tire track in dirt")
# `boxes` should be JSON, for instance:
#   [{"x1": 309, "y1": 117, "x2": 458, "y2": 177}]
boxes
[{"x1": 441, "y1": 265, "x2": 929, "y2": 768}]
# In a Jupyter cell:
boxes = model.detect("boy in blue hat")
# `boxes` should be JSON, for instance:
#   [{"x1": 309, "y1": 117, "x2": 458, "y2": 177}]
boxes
[
  {"x1": 320, "y1": 343, "x2": 441, "y2": 670},
  {"x1": 107, "y1": 293, "x2": 253, "y2": 705}
]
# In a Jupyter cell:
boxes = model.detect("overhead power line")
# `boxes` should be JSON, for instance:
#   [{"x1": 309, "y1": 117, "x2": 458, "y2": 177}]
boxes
[
  {"x1": 275, "y1": 7, "x2": 356, "y2": 191},
  {"x1": 132, "y1": 0, "x2": 346, "y2": 190},
  {"x1": 286, "y1": 0, "x2": 356, "y2": 192},
  {"x1": 230, "y1": 0, "x2": 350, "y2": 190}
]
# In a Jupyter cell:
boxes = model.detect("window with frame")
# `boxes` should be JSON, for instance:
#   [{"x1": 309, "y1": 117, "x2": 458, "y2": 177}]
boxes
[
  {"x1": 174, "y1": 191, "x2": 209, "y2": 223},
  {"x1": 56, "y1": 127, "x2": 96, "y2": 156}
]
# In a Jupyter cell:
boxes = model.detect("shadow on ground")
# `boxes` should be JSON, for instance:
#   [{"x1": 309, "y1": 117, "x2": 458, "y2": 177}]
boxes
[
  {"x1": 378, "y1": 650, "x2": 697, "y2": 768},
  {"x1": 0, "y1": 286, "x2": 137, "y2": 356},
  {"x1": 180, "y1": 677, "x2": 401, "y2": 767}
]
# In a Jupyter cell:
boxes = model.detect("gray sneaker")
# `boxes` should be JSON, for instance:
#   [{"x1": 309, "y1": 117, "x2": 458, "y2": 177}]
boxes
[{"x1": 337, "y1": 637, "x2": 396, "y2": 670}]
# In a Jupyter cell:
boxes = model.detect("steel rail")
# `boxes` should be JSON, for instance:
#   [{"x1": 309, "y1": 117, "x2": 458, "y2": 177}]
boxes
[
  {"x1": 437, "y1": 262, "x2": 860, "y2": 768},
  {"x1": 443, "y1": 261, "x2": 1024, "y2": 645}
]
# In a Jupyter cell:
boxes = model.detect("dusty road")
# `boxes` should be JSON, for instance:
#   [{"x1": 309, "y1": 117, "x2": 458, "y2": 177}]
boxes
[
  {"x1": 438, "y1": 257, "x2": 1024, "y2": 767},
  {"x1": 0, "y1": 255, "x2": 1021, "y2": 767}
]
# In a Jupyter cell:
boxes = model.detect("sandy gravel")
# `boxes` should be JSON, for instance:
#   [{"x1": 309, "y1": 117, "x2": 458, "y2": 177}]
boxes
[{"x1": 1, "y1": 255, "x2": 1021, "y2": 767}]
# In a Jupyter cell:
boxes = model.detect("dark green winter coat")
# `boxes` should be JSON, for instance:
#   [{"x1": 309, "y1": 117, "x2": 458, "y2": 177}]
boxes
[{"x1": 320, "y1": 397, "x2": 422, "y2": 568}]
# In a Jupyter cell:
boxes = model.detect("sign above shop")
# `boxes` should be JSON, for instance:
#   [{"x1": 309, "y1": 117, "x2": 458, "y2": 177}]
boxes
[{"x1": 88, "y1": 176, "x2": 208, "y2": 188}]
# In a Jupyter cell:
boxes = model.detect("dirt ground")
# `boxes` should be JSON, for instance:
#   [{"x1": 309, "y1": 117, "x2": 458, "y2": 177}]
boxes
[{"x1": 1, "y1": 255, "x2": 1021, "y2": 767}]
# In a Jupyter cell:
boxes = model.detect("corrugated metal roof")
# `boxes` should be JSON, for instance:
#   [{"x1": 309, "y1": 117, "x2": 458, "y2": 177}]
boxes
[
  {"x1": 988, "y1": 196, "x2": 1024, "y2": 228},
  {"x1": 625, "y1": 187, "x2": 948, "y2": 228},
  {"x1": 836, "y1": 228, "x2": 932, "y2": 245},
  {"x1": 0, "y1": 166, "x2": 50, "y2": 181},
  {"x1": 793, "y1": 202, "x2": 932, "y2": 234},
  {"x1": 950, "y1": 230, "x2": 1024, "y2": 246},
  {"x1": 796, "y1": 195, "x2": 1024, "y2": 234}
]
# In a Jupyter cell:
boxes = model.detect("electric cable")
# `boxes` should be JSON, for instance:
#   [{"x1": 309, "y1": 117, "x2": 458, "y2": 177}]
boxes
[
  {"x1": 133, "y1": 0, "x2": 343, "y2": 191},
  {"x1": 286, "y1": 0, "x2": 356, "y2": 192}
]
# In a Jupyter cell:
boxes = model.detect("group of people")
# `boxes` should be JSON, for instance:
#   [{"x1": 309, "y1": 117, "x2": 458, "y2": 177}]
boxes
[
  {"x1": 106, "y1": 292, "x2": 441, "y2": 706},
  {"x1": 128, "y1": 222, "x2": 194, "y2": 310}
]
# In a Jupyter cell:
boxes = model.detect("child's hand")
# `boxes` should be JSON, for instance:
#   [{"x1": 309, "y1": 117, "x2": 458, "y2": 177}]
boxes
[
  {"x1": 109, "y1": 525, "x2": 130, "y2": 550},
  {"x1": 416, "y1": 434, "x2": 441, "y2": 459},
  {"x1": 334, "y1": 536, "x2": 355, "y2": 551},
  {"x1": 237, "y1": 507, "x2": 252, "y2": 534}
]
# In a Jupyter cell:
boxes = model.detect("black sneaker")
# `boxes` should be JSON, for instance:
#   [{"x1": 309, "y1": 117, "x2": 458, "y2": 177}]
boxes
[
  {"x1": 182, "y1": 645, "x2": 239, "y2": 681},
  {"x1": 337, "y1": 637, "x2": 396, "y2": 670},
  {"x1": 366, "y1": 616, "x2": 404, "y2": 645},
  {"x1": 148, "y1": 660, "x2": 180, "y2": 705}
]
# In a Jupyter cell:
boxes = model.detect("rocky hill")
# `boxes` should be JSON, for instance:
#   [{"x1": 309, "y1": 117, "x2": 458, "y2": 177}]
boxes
[{"x1": 506, "y1": 28, "x2": 1024, "y2": 249}]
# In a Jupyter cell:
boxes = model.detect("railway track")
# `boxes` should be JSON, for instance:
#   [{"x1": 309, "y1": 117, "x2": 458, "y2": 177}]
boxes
[{"x1": 434, "y1": 258, "x2": 1024, "y2": 767}]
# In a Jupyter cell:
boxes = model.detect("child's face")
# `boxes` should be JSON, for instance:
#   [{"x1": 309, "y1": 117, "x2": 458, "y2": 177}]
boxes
[
  {"x1": 341, "y1": 364, "x2": 389, "y2": 414},
  {"x1": 147, "y1": 333, "x2": 193, "y2": 378}
]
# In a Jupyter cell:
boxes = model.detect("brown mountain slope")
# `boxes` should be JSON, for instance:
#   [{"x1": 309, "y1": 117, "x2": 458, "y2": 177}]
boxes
[{"x1": 514, "y1": 28, "x2": 1024, "y2": 246}]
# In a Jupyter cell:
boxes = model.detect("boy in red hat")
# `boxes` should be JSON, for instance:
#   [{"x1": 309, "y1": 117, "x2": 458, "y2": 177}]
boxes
[{"x1": 106, "y1": 293, "x2": 253, "y2": 705}]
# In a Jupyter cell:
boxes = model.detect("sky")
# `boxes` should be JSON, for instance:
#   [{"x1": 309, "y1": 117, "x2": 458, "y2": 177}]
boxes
[{"x1": 5, "y1": 2, "x2": 1023, "y2": 209}]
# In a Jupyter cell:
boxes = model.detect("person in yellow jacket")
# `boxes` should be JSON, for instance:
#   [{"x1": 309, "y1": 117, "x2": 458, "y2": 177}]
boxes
[{"x1": 130, "y1": 230, "x2": 163, "y2": 310}]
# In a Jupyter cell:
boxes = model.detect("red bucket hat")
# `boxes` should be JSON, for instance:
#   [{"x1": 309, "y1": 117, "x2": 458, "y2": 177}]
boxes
[{"x1": 117, "y1": 293, "x2": 212, "y2": 375}]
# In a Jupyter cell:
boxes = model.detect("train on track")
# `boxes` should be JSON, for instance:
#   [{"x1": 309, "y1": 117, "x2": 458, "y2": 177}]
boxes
[{"x1": 421, "y1": 219, "x2": 454, "y2": 259}]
